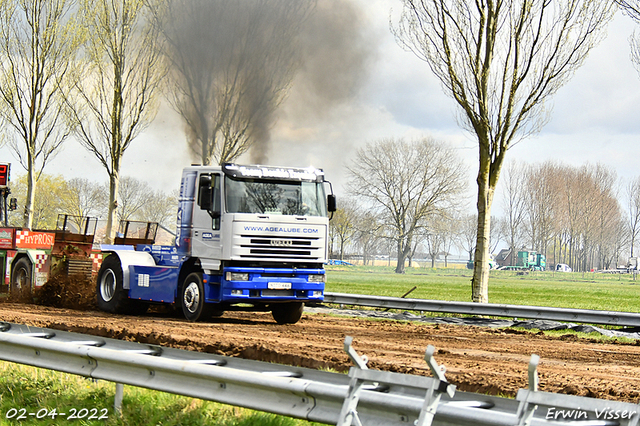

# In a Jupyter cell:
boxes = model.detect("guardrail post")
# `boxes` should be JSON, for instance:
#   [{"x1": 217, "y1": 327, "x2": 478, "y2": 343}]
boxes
[
  {"x1": 416, "y1": 345, "x2": 455, "y2": 426},
  {"x1": 343, "y1": 336, "x2": 368, "y2": 370},
  {"x1": 337, "y1": 336, "x2": 368, "y2": 426},
  {"x1": 515, "y1": 354, "x2": 640, "y2": 426},
  {"x1": 114, "y1": 383, "x2": 124, "y2": 414},
  {"x1": 338, "y1": 338, "x2": 455, "y2": 426},
  {"x1": 515, "y1": 354, "x2": 539, "y2": 426}
]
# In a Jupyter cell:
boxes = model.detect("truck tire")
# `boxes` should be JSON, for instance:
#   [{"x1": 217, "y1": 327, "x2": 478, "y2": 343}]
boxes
[
  {"x1": 271, "y1": 302, "x2": 304, "y2": 324},
  {"x1": 10, "y1": 258, "x2": 32, "y2": 301},
  {"x1": 181, "y1": 272, "x2": 213, "y2": 322},
  {"x1": 96, "y1": 255, "x2": 132, "y2": 314}
]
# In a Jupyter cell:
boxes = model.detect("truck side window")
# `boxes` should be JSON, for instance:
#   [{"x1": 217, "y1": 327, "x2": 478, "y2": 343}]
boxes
[
  {"x1": 197, "y1": 174, "x2": 212, "y2": 210},
  {"x1": 197, "y1": 173, "x2": 221, "y2": 230},
  {"x1": 211, "y1": 174, "x2": 221, "y2": 230}
]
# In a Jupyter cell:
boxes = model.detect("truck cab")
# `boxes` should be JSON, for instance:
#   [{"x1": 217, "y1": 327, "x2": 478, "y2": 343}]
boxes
[{"x1": 96, "y1": 164, "x2": 335, "y2": 324}]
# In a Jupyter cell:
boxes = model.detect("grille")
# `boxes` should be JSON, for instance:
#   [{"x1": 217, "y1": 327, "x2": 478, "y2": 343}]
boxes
[
  {"x1": 239, "y1": 235, "x2": 322, "y2": 260},
  {"x1": 262, "y1": 273, "x2": 296, "y2": 278},
  {"x1": 261, "y1": 290, "x2": 295, "y2": 297},
  {"x1": 67, "y1": 258, "x2": 93, "y2": 279}
]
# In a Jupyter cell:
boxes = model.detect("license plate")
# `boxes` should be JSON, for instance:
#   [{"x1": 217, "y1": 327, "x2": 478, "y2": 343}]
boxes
[{"x1": 268, "y1": 282, "x2": 291, "y2": 290}]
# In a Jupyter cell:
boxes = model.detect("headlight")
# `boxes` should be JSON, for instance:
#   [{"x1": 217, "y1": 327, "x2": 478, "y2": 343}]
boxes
[
  {"x1": 226, "y1": 272, "x2": 249, "y2": 281},
  {"x1": 308, "y1": 274, "x2": 325, "y2": 283},
  {"x1": 311, "y1": 290, "x2": 323, "y2": 297}
]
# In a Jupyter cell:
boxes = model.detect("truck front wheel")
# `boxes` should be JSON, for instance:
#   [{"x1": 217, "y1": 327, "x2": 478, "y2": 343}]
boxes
[
  {"x1": 181, "y1": 272, "x2": 213, "y2": 322},
  {"x1": 271, "y1": 302, "x2": 304, "y2": 324},
  {"x1": 96, "y1": 255, "x2": 131, "y2": 314},
  {"x1": 11, "y1": 258, "x2": 32, "y2": 301}
]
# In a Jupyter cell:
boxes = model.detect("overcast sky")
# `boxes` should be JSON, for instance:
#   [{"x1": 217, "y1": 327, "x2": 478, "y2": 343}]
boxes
[{"x1": 1, "y1": 1, "x2": 639, "y2": 217}]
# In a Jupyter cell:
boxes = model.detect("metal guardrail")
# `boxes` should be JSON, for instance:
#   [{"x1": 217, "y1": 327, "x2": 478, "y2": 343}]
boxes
[
  {"x1": 1, "y1": 322, "x2": 640, "y2": 425},
  {"x1": 324, "y1": 292, "x2": 640, "y2": 327}
]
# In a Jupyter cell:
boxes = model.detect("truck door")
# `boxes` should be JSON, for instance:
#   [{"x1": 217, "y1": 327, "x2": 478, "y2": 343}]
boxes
[{"x1": 192, "y1": 173, "x2": 222, "y2": 270}]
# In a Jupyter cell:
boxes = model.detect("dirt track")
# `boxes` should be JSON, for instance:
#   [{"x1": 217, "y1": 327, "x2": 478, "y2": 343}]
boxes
[{"x1": 1, "y1": 302, "x2": 639, "y2": 403}]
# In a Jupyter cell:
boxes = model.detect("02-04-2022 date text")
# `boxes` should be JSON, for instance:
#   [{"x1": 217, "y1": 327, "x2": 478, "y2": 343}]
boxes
[{"x1": 5, "y1": 407, "x2": 109, "y2": 421}]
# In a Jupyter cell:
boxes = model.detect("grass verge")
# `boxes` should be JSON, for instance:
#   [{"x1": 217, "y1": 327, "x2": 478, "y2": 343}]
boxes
[{"x1": 0, "y1": 362, "x2": 321, "y2": 426}]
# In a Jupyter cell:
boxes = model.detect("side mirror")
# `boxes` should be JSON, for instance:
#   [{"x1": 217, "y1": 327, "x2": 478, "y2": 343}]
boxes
[
  {"x1": 198, "y1": 174, "x2": 212, "y2": 211},
  {"x1": 327, "y1": 194, "x2": 336, "y2": 213}
]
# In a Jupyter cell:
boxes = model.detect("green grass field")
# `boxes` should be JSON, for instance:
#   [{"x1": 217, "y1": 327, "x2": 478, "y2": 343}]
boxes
[
  {"x1": 2, "y1": 265, "x2": 639, "y2": 425},
  {"x1": 325, "y1": 265, "x2": 640, "y2": 312}
]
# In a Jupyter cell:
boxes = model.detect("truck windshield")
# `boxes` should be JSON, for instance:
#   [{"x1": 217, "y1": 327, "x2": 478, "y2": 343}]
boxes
[{"x1": 225, "y1": 176, "x2": 327, "y2": 217}]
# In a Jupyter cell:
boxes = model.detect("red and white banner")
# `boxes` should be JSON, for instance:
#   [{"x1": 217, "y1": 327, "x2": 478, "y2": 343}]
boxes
[{"x1": 15, "y1": 230, "x2": 55, "y2": 249}]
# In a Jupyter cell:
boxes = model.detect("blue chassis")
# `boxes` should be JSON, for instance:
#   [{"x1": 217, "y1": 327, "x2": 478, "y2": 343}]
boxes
[{"x1": 121, "y1": 245, "x2": 325, "y2": 306}]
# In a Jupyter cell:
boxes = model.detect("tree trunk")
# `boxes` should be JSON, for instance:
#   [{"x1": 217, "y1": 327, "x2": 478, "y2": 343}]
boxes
[
  {"x1": 395, "y1": 239, "x2": 405, "y2": 274},
  {"x1": 472, "y1": 149, "x2": 496, "y2": 303},
  {"x1": 24, "y1": 165, "x2": 36, "y2": 229},
  {"x1": 104, "y1": 171, "x2": 120, "y2": 244}
]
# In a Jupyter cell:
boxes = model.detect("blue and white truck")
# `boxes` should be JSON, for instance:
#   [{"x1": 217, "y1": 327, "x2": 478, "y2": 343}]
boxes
[{"x1": 96, "y1": 163, "x2": 336, "y2": 324}]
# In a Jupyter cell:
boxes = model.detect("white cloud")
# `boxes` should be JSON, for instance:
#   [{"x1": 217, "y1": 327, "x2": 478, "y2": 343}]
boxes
[{"x1": 0, "y1": 1, "x2": 638, "y2": 212}]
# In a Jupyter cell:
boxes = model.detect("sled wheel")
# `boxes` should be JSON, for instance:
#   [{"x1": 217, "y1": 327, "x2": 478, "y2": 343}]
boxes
[{"x1": 10, "y1": 258, "x2": 32, "y2": 301}]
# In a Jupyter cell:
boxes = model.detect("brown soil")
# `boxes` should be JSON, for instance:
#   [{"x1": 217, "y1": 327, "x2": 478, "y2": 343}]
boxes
[
  {"x1": 35, "y1": 274, "x2": 97, "y2": 310},
  {"x1": 1, "y1": 302, "x2": 640, "y2": 403}
]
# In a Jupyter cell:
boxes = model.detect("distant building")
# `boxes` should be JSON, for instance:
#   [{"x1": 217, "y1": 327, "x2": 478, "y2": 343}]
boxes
[{"x1": 495, "y1": 248, "x2": 513, "y2": 268}]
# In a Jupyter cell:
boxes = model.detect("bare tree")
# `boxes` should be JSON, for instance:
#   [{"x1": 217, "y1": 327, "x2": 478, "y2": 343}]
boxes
[
  {"x1": 66, "y1": 0, "x2": 165, "y2": 243},
  {"x1": 618, "y1": 1, "x2": 640, "y2": 73},
  {"x1": 625, "y1": 177, "x2": 640, "y2": 257},
  {"x1": 558, "y1": 166, "x2": 589, "y2": 271},
  {"x1": 0, "y1": 0, "x2": 83, "y2": 228},
  {"x1": 618, "y1": 0, "x2": 640, "y2": 17},
  {"x1": 553, "y1": 163, "x2": 620, "y2": 271},
  {"x1": 524, "y1": 162, "x2": 561, "y2": 258},
  {"x1": 348, "y1": 137, "x2": 466, "y2": 274},
  {"x1": 591, "y1": 168, "x2": 621, "y2": 270},
  {"x1": 114, "y1": 177, "x2": 154, "y2": 222},
  {"x1": 92, "y1": 176, "x2": 176, "y2": 229},
  {"x1": 440, "y1": 215, "x2": 458, "y2": 268},
  {"x1": 617, "y1": 0, "x2": 640, "y2": 259},
  {"x1": 425, "y1": 218, "x2": 444, "y2": 268},
  {"x1": 153, "y1": 0, "x2": 313, "y2": 165},
  {"x1": 611, "y1": 215, "x2": 628, "y2": 269},
  {"x1": 500, "y1": 161, "x2": 527, "y2": 264},
  {"x1": 394, "y1": 0, "x2": 614, "y2": 302},
  {"x1": 458, "y1": 213, "x2": 477, "y2": 263},
  {"x1": 425, "y1": 214, "x2": 462, "y2": 268},
  {"x1": 353, "y1": 209, "x2": 384, "y2": 266},
  {"x1": 489, "y1": 215, "x2": 502, "y2": 255},
  {"x1": 60, "y1": 177, "x2": 103, "y2": 219},
  {"x1": 329, "y1": 197, "x2": 358, "y2": 261},
  {"x1": 135, "y1": 189, "x2": 178, "y2": 229}
]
